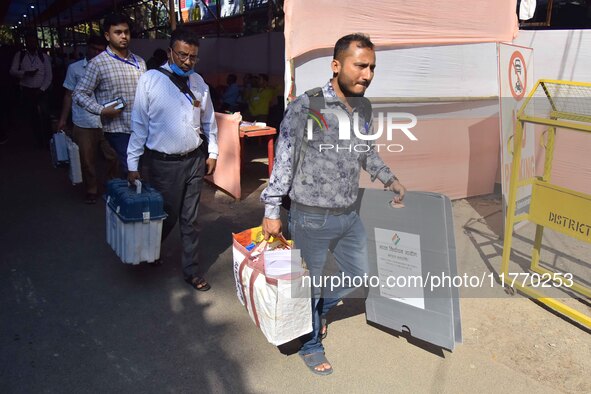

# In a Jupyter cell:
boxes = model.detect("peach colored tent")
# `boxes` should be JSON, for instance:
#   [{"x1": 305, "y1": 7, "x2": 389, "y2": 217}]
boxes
[
  {"x1": 211, "y1": 1, "x2": 522, "y2": 200},
  {"x1": 358, "y1": 116, "x2": 500, "y2": 200},
  {"x1": 206, "y1": 112, "x2": 242, "y2": 199},
  {"x1": 284, "y1": 1, "x2": 521, "y2": 200},
  {"x1": 284, "y1": 0, "x2": 519, "y2": 60}
]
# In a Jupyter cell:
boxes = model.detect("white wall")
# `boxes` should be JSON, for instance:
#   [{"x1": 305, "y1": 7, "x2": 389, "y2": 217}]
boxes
[
  {"x1": 293, "y1": 29, "x2": 591, "y2": 100},
  {"x1": 514, "y1": 29, "x2": 591, "y2": 83},
  {"x1": 290, "y1": 30, "x2": 591, "y2": 198},
  {"x1": 293, "y1": 43, "x2": 499, "y2": 99}
]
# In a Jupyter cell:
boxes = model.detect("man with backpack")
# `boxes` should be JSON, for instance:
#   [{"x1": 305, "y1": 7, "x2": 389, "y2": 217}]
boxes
[
  {"x1": 10, "y1": 32, "x2": 53, "y2": 148},
  {"x1": 260, "y1": 33, "x2": 406, "y2": 375}
]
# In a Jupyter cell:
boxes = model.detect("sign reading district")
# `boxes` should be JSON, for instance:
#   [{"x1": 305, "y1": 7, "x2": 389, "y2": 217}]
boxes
[{"x1": 374, "y1": 228, "x2": 424, "y2": 310}]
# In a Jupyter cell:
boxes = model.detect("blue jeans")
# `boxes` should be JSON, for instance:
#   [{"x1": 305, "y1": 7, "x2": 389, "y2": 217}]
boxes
[
  {"x1": 288, "y1": 206, "x2": 369, "y2": 355},
  {"x1": 104, "y1": 132, "x2": 130, "y2": 176}
]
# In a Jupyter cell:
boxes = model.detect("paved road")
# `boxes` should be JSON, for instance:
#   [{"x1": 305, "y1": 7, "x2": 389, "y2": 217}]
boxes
[{"x1": 1, "y1": 128, "x2": 588, "y2": 393}]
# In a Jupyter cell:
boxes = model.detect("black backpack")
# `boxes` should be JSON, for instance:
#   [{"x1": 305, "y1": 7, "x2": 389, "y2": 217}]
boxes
[
  {"x1": 281, "y1": 88, "x2": 373, "y2": 210},
  {"x1": 303, "y1": 87, "x2": 373, "y2": 128}
]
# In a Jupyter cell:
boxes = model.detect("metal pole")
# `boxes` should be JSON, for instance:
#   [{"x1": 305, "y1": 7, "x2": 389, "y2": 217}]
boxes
[
  {"x1": 48, "y1": 12, "x2": 55, "y2": 48},
  {"x1": 29, "y1": 6, "x2": 39, "y2": 46},
  {"x1": 85, "y1": 0, "x2": 90, "y2": 36},
  {"x1": 56, "y1": 6, "x2": 63, "y2": 48},
  {"x1": 168, "y1": 0, "x2": 177, "y2": 30},
  {"x1": 69, "y1": 0, "x2": 76, "y2": 55},
  {"x1": 36, "y1": 0, "x2": 46, "y2": 47},
  {"x1": 217, "y1": 0, "x2": 221, "y2": 37},
  {"x1": 202, "y1": 0, "x2": 226, "y2": 35},
  {"x1": 132, "y1": 3, "x2": 140, "y2": 36}
]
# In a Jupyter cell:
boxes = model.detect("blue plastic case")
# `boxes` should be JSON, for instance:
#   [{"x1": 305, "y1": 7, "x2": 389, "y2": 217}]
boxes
[{"x1": 106, "y1": 179, "x2": 166, "y2": 223}]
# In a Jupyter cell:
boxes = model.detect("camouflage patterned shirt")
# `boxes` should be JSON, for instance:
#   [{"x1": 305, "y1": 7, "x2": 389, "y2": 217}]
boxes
[{"x1": 261, "y1": 81, "x2": 396, "y2": 219}]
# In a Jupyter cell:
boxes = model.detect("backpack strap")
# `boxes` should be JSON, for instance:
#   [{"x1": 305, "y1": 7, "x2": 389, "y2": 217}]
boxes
[
  {"x1": 286, "y1": 87, "x2": 325, "y2": 208},
  {"x1": 358, "y1": 96, "x2": 373, "y2": 124},
  {"x1": 156, "y1": 67, "x2": 197, "y2": 102},
  {"x1": 305, "y1": 87, "x2": 323, "y2": 97},
  {"x1": 304, "y1": 87, "x2": 325, "y2": 113},
  {"x1": 305, "y1": 87, "x2": 372, "y2": 123}
]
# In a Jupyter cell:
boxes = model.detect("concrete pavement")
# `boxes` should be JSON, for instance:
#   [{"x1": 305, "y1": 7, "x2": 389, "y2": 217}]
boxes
[{"x1": 1, "y1": 129, "x2": 589, "y2": 393}]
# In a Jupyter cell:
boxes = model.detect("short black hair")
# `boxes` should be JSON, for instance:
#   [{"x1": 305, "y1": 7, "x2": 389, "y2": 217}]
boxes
[
  {"x1": 170, "y1": 27, "x2": 200, "y2": 48},
  {"x1": 259, "y1": 73, "x2": 269, "y2": 82},
  {"x1": 87, "y1": 34, "x2": 107, "y2": 47},
  {"x1": 227, "y1": 74, "x2": 237, "y2": 84},
  {"x1": 102, "y1": 13, "x2": 131, "y2": 33},
  {"x1": 333, "y1": 33, "x2": 374, "y2": 61}
]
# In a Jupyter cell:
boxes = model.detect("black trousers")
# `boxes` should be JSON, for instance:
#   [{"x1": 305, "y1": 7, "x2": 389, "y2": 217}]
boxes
[
  {"x1": 148, "y1": 149, "x2": 206, "y2": 279},
  {"x1": 20, "y1": 87, "x2": 51, "y2": 147}
]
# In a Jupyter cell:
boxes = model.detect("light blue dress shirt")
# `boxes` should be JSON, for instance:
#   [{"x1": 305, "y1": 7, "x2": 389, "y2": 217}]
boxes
[
  {"x1": 127, "y1": 63, "x2": 219, "y2": 172},
  {"x1": 63, "y1": 59, "x2": 102, "y2": 129}
]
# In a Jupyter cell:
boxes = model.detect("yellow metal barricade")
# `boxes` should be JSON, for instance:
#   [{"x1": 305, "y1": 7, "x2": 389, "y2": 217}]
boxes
[{"x1": 501, "y1": 79, "x2": 591, "y2": 329}]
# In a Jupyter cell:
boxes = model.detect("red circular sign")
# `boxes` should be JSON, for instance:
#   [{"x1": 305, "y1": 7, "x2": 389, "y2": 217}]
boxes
[{"x1": 508, "y1": 51, "x2": 527, "y2": 101}]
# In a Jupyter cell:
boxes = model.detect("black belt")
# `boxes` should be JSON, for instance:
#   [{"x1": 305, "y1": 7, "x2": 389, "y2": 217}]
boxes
[
  {"x1": 292, "y1": 202, "x2": 354, "y2": 216},
  {"x1": 150, "y1": 148, "x2": 199, "y2": 161}
]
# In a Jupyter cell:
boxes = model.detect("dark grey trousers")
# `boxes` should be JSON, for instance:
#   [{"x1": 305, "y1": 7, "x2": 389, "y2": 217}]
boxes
[{"x1": 148, "y1": 150, "x2": 205, "y2": 279}]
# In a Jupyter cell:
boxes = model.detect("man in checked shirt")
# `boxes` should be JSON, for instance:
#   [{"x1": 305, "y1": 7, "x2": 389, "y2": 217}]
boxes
[
  {"x1": 261, "y1": 33, "x2": 406, "y2": 375},
  {"x1": 73, "y1": 13, "x2": 146, "y2": 177}
]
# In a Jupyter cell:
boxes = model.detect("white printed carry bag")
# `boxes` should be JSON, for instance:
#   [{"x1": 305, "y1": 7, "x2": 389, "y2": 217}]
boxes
[{"x1": 232, "y1": 226, "x2": 312, "y2": 346}]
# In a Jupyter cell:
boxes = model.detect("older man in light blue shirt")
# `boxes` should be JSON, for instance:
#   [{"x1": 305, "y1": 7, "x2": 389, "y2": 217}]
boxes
[
  {"x1": 127, "y1": 28, "x2": 218, "y2": 291},
  {"x1": 58, "y1": 35, "x2": 117, "y2": 204}
]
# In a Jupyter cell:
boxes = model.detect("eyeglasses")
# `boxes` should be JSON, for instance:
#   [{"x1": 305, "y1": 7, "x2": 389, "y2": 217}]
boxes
[{"x1": 170, "y1": 48, "x2": 199, "y2": 63}]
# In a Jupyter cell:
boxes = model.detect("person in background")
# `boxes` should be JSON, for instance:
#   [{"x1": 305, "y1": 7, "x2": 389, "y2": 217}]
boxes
[
  {"x1": 73, "y1": 12, "x2": 146, "y2": 178},
  {"x1": 201, "y1": 76, "x2": 218, "y2": 110},
  {"x1": 221, "y1": 73, "x2": 240, "y2": 113},
  {"x1": 10, "y1": 32, "x2": 53, "y2": 148},
  {"x1": 146, "y1": 48, "x2": 168, "y2": 70},
  {"x1": 247, "y1": 73, "x2": 274, "y2": 123},
  {"x1": 239, "y1": 73, "x2": 253, "y2": 114},
  {"x1": 127, "y1": 27, "x2": 218, "y2": 291},
  {"x1": 0, "y1": 43, "x2": 18, "y2": 145},
  {"x1": 57, "y1": 35, "x2": 117, "y2": 204}
]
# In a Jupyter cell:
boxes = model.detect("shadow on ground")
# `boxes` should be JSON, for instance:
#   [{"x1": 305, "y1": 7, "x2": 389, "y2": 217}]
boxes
[{"x1": 0, "y1": 120, "x2": 253, "y2": 393}]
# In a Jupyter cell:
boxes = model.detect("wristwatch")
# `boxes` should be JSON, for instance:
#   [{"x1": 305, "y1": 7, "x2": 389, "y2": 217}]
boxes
[{"x1": 384, "y1": 176, "x2": 398, "y2": 188}]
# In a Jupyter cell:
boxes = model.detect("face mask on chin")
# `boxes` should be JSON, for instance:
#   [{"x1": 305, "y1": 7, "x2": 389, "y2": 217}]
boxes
[{"x1": 170, "y1": 63, "x2": 195, "y2": 77}]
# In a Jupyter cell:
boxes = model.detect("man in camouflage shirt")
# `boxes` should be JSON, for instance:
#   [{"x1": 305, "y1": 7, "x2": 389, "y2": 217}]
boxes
[{"x1": 261, "y1": 33, "x2": 406, "y2": 375}]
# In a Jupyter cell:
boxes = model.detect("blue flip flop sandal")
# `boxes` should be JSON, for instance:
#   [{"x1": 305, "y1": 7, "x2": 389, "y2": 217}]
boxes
[{"x1": 299, "y1": 352, "x2": 333, "y2": 376}]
